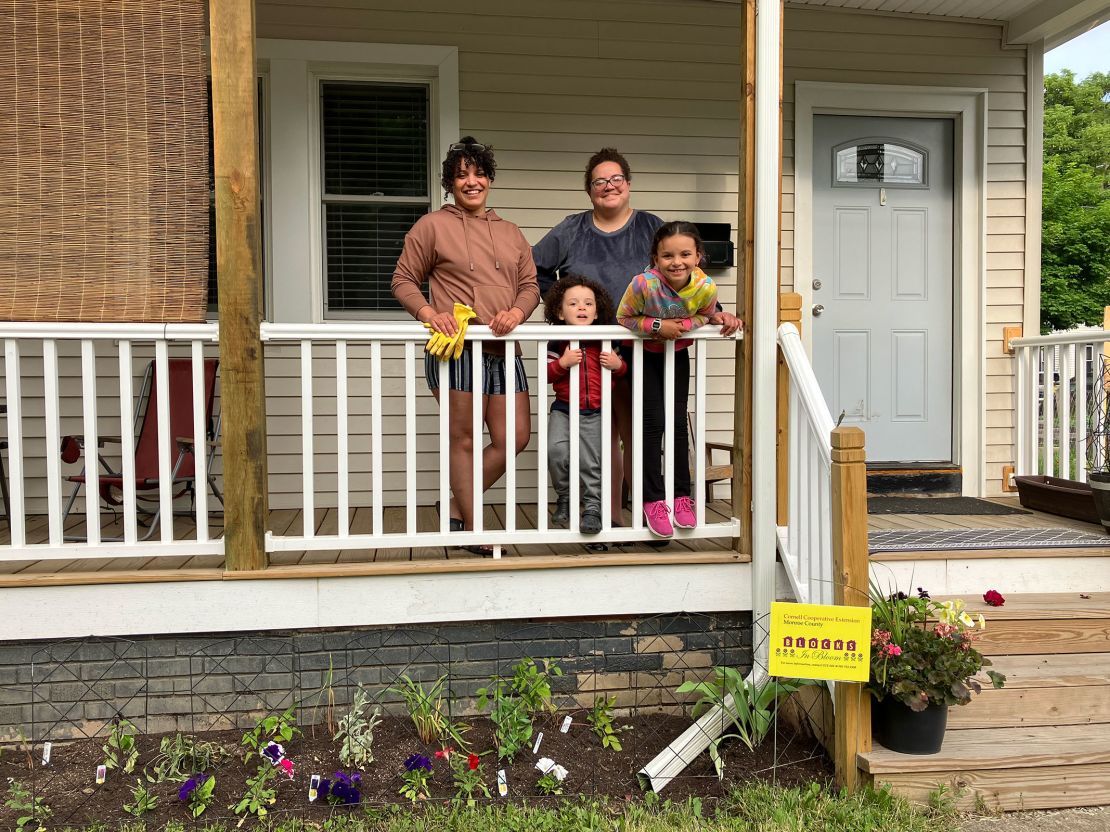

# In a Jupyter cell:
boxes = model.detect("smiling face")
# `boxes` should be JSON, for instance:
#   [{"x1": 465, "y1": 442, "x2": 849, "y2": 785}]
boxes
[
  {"x1": 588, "y1": 160, "x2": 631, "y2": 215},
  {"x1": 652, "y1": 233, "x2": 702, "y2": 290},
  {"x1": 451, "y1": 161, "x2": 490, "y2": 215},
  {"x1": 558, "y1": 284, "x2": 598, "y2": 326}
]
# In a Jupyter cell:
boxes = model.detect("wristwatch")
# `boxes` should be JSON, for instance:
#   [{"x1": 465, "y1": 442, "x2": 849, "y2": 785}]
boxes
[{"x1": 650, "y1": 319, "x2": 662, "y2": 334}]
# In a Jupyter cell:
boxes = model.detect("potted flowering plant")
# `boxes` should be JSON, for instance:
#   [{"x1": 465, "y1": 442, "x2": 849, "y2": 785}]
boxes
[{"x1": 868, "y1": 583, "x2": 1006, "y2": 754}]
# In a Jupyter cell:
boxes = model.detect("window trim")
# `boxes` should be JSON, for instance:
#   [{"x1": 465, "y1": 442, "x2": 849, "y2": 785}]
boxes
[
  {"x1": 256, "y1": 39, "x2": 459, "y2": 324},
  {"x1": 316, "y1": 77, "x2": 434, "y2": 319}
]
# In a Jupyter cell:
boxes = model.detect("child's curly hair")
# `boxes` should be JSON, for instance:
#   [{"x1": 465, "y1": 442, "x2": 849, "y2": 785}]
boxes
[{"x1": 543, "y1": 274, "x2": 615, "y2": 325}]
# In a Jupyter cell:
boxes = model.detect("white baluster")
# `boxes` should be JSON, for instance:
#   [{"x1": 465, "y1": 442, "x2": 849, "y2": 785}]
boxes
[
  {"x1": 5, "y1": 340, "x2": 25, "y2": 548},
  {"x1": 569, "y1": 337, "x2": 580, "y2": 532},
  {"x1": 81, "y1": 339, "x2": 100, "y2": 545},
  {"x1": 118, "y1": 341, "x2": 137, "y2": 544},
  {"x1": 336, "y1": 340, "x2": 350, "y2": 538},
  {"x1": 371, "y1": 340, "x2": 383, "y2": 537},
  {"x1": 537, "y1": 340, "x2": 549, "y2": 532},
  {"x1": 43, "y1": 340, "x2": 62, "y2": 546},
  {"x1": 471, "y1": 341, "x2": 483, "y2": 535},
  {"x1": 504, "y1": 340, "x2": 516, "y2": 533},
  {"x1": 632, "y1": 340, "x2": 644, "y2": 530},
  {"x1": 301, "y1": 339, "x2": 315, "y2": 538},
  {"x1": 155, "y1": 340, "x2": 173, "y2": 544},
  {"x1": 191, "y1": 340, "x2": 209, "y2": 543},
  {"x1": 405, "y1": 341, "x2": 417, "y2": 537},
  {"x1": 694, "y1": 343, "x2": 707, "y2": 527}
]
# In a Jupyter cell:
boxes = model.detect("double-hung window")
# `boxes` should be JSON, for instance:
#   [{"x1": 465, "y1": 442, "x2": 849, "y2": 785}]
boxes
[{"x1": 320, "y1": 80, "x2": 431, "y2": 315}]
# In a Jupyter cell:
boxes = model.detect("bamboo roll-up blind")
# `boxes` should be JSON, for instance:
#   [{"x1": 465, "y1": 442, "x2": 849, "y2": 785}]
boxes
[{"x1": 0, "y1": 0, "x2": 209, "y2": 322}]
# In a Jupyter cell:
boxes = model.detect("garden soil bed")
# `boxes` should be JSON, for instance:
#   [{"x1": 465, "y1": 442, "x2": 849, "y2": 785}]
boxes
[{"x1": 0, "y1": 714, "x2": 831, "y2": 829}]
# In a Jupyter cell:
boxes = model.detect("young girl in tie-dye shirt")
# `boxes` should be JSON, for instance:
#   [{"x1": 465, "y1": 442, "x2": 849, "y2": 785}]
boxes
[{"x1": 616, "y1": 221, "x2": 718, "y2": 538}]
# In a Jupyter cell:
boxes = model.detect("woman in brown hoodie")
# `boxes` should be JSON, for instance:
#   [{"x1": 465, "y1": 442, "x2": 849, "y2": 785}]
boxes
[{"x1": 392, "y1": 138, "x2": 540, "y2": 551}]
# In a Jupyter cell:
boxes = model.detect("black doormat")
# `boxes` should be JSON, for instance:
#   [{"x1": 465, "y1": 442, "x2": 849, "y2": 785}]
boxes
[{"x1": 867, "y1": 496, "x2": 1031, "y2": 515}]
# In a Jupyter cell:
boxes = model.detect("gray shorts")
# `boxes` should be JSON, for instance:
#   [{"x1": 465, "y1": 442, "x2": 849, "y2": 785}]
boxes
[{"x1": 424, "y1": 348, "x2": 529, "y2": 395}]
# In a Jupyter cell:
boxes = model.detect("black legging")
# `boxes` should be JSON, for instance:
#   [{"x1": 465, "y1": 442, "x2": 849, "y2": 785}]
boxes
[{"x1": 641, "y1": 347, "x2": 691, "y2": 503}]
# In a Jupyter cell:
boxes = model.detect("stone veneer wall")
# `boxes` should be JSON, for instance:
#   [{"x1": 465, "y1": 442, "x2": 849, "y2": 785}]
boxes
[{"x1": 0, "y1": 613, "x2": 751, "y2": 742}]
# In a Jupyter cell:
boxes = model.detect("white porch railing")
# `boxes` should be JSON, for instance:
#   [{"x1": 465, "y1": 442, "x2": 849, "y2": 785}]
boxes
[
  {"x1": 0, "y1": 322, "x2": 222, "y2": 562},
  {"x1": 259, "y1": 322, "x2": 741, "y2": 558},
  {"x1": 1013, "y1": 327, "x2": 1110, "y2": 482},
  {"x1": 775, "y1": 322, "x2": 835, "y2": 605}
]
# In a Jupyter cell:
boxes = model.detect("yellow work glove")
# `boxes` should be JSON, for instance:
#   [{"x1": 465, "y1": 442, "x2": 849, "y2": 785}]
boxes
[
  {"x1": 422, "y1": 325, "x2": 458, "y2": 359},
  {"x1": 451, "y1": 303, "x2": 477, "y2": 360},
  {"x1": 422, "y1": 303, "x2": 476, "y2": 361}
]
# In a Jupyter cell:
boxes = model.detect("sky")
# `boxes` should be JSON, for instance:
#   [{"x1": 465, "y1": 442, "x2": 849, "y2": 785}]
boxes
[{"x1": 1045, "y1": 20, "x2": 1109, "y2": 78}]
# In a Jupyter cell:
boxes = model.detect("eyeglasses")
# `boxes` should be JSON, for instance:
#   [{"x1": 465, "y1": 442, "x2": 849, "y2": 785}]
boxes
[
  {"x1": 450, "y1": 142, "x2": 487, "y2": 152},
  {"x1": 590, "y1": 174, "x2": 627, "y2": 190}
]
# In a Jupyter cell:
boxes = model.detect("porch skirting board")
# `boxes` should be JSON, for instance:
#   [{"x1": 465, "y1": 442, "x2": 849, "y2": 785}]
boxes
[
  {"x1": 0, "y1": 561, "x2": 759, "y2": 641},
  {"x1": 869, "y1": 528, "x2": 1110, "y2": 553}
]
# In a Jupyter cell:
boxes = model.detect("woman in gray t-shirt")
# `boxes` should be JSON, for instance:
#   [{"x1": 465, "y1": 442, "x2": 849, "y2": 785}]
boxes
[{"x1": 533, "y1": 148, "x2": 740, "y2": 525}]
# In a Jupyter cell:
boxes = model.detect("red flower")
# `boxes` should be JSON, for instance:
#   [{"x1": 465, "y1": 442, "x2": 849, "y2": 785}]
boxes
[
  {"x1": 435, "y1": 746, "x2": 455, "y2": 760},
  {"x1": 983, "y1": 590, "x2": 1005, "y2": 607},
  {"x1": 468, "y1": 754, "x2": 480, "y2": 771}
]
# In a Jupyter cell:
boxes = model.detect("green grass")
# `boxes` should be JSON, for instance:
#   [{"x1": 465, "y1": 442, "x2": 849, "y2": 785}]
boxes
[{"x1": 58, "y1": 782, "x2": 954, "y2": 832}]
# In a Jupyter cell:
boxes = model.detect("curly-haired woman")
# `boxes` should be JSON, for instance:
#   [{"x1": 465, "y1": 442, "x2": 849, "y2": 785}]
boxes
[{"x1": 392, "y1": 137, "x2": 540, "y2": 553}]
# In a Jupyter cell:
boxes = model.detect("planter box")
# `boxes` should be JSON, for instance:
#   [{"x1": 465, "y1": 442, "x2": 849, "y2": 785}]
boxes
[{"x1": 1014, "y1": 475, "x2": 1099, "y2": 524}]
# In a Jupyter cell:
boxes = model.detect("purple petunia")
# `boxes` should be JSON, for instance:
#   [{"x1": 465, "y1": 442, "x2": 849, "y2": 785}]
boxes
[
  {"x1": 322, "y1": 770, "x2": 362, "y2": 805},
  {"x1": 404, "y1": 754, "x2": 432, "y2": 772},
  {"x1": 262, "y1": 741, "x2": 284, "y2": 764},
  {"x1": 179, "y1": 774, "x2": 208, "y2": 801}
]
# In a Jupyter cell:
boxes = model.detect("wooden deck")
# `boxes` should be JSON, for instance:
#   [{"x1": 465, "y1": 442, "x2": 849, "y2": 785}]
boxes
[
  {"x1": 866, "y1": 496, "x2": 1110, "y2": 559},
  {"x1": 0, "y1": 501, "x2": 743, "y2": 582}
]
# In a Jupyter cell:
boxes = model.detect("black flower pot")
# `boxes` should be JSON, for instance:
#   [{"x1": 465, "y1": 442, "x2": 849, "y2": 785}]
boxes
[
  {"x1": 1087, "y1": 471, "x2": 1110, "y2": 535},
  {"x1": 872, "y1": 696, "x2": 948, "y2": 754}
]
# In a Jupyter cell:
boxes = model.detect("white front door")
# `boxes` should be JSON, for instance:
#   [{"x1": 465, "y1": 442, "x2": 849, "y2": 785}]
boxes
[{"x1": 811, "y1": 115, "x2": 954, "y2": 463}]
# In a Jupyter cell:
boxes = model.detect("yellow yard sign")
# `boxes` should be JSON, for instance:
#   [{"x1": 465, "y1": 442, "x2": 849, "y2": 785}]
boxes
[{"x1": 768, "y1": 602, "x2": 872, "y2": 682}]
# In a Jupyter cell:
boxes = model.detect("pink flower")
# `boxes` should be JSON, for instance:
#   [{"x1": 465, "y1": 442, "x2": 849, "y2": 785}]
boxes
[
  {"x1": 933, "y1": 622, "x2": 958, "y2": 639},
  {"x1": 871, "y1": 629, "x2": 891, "y2": 647},
  {"x1": 882, "y1": 644, "x2": 902, "y2": 658},
  {"x1": 435, "y1": 746, "x2": 455, "y2": 760},
  {"x1": 279, "y1": 758, "x2": 294, "y2": 779},
  {"x1": 983, "y1": 590, "x2": 1005, "y2": 607}
]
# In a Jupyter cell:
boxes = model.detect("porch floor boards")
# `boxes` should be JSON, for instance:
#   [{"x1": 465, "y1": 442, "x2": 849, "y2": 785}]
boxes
[
  {"x1": 0, "y1": 500, "x2": 740, "y2": 577},
  {"x1": 866, "y1": 496, "x2": 1110, "y2": 558}
]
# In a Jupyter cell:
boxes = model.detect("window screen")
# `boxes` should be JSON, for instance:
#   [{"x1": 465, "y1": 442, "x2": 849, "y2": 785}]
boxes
[{"x1": 321, "y1": 81, "x2": 430, "y2": 314}]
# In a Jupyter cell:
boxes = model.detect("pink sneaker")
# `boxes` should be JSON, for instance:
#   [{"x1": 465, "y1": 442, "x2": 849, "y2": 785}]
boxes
[
  {"x1": 643, "y1": 500, "x2": 674, "y2": 538},
  {"x1": 673, "y1": 496, "x2": 697, "y2": 529}
]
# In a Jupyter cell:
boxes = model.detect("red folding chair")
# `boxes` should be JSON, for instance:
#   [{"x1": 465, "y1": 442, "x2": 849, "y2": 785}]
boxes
[{"x1": 60, "y1": 358, "x2": 222, "y2": 541}]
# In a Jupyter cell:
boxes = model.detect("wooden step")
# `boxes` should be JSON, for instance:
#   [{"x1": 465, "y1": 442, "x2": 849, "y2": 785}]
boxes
[
  {"x1": 868, "y1": 762, "x2": 1110, "y2": 812},
  {"x1": 948, "y1": 653, "x2": 1110, "y2": 729},
  {"x1": 942, "y1": 592, "x2": 1110, "y2": 656},
  {"x1": 860, "y1": 724, "x2": 1110, "y2": 811}
]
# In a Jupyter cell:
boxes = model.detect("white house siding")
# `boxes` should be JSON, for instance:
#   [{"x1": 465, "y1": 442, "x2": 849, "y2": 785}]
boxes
[
  {"x1": 779, "y1": 8, "x2": 1029, "y2": 496},
  {"x1": 253, "y1": 0, "x2": 746, "y2": 509}
]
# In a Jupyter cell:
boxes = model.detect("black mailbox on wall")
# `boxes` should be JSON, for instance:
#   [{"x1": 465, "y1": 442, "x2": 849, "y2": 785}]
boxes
[{"x1": 694, "y1": 222, "x2": 735, "y2": 269}]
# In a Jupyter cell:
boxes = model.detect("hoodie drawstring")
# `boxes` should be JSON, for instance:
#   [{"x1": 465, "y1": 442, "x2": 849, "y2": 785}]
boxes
[
  {"x1": 484, "y1": 211, "x2": 501, "y2": 271},
  {"x1": 462, "y1": 212, "x2": 475, "y2": 271}
]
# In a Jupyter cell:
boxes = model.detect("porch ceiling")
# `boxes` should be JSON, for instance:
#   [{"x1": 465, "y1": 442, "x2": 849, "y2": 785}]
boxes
[{"x1": 779, "y1": 0, "x2": 1110, "y2": 46}]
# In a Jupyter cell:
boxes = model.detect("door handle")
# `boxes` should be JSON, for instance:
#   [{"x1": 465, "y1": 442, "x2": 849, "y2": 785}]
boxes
[{"x1": 812, "y1": 304, "x2": 825, "y2": 317}]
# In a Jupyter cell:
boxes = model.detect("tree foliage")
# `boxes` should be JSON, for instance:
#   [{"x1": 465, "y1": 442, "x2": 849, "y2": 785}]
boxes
[{"x1": 1041, "y1": 71, "x2": 1110, "y2": 332}]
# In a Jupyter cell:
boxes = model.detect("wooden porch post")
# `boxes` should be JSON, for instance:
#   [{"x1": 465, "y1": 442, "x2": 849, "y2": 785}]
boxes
[
  {"x1": 831, "y1": 425, "x2": 870, "y2": 790},
  {"x1": 776, "y1": 293, "x2": 801, "y2": 526},
  {"x1": 209, "y1": 0, "x2": 268, "y2": 571},
  {"x1": 734, "y1": 0, "x2": 756, "y2": 554}
]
